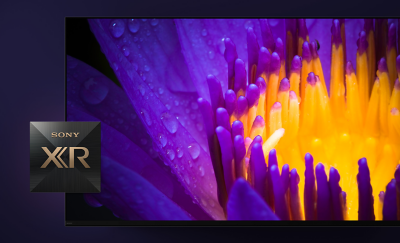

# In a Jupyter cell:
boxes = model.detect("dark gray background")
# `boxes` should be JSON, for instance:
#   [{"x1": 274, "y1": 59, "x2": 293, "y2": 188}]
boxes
[{"x1": 1, "y1": 0, "x2": 399, "y2": 242}]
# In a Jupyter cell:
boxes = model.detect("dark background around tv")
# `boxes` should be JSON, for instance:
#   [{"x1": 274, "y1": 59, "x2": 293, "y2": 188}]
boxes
[{"x1": 1, "y1": 0, "x2": 400, "y2": 242}]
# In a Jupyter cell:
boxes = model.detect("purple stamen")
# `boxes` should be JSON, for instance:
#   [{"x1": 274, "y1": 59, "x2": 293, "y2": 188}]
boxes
[
  {"x1": 256, "y1": 47, "x2": 271, "y2": 80},
  {"x1": 270, "y1": 52, "x2": 281, "y2": 74},
  {"x1": 388, "y1": 23, "x2": 396, "y2": 51},
  {"x1": 289, "y1": 168, "x2": 302, "y2": 220},
  {"x1": 304, "y1": 153, "x2": 316, "y2": 220},
  {"x1": 331, "y1": 19, "x2": 342, "y2": 46},
  {"x1": 275, "y1": 38, "x2": 284, "y2": 62},
  {"x1": 233, "y1": 135, "x2": 246, "y2": 179},
  {"x1": 249, "y1": 143, "x2": 268, "y2": 202},
  {"x1": 341, "y1": 191, "x2": 347, "y2": 208},
  {"x1": 246, "y1": 84, "x2": 260, "y2": 108},
  {"x1": 357, "y1": 158, "x2": 375, "y2": 220},
  {"x1": 291, "y1": 55, "x2": 302, "y2": 74},
  {"x1": 310, "y1": 41, "x2": 319, "y2": 59},
  {"x1": 357, "y1": 31, "x2": 369, "y2": 56},
  {"x1": 281, "y1": 164, "x2": 290, "y2": 194},
  {"x1": 225, "y1": 89, "x2": 237, "y2": 116},
  {"x1": 268, "y1": 148, "x2": 278, "y2": 168},
  {"x1": 246, "y1": 135, "x2": 263, "y2": 159},
  {"x1": 364, "y1": 19, "x2": 373, "y2": 33},
  {"x1": 259, "y1": 19, "x2": 275, "y2": 52},
  {"x1": 307, "y1": 72, "x2": 317, "y2": 86},
  {"x1": 378, "y1": 57, "x2": 388, "y2": 73},
  {"x1": 207, "y1": 74, "x2": 224, "y2": 113},
  {"x1": 298, "y1": 19, "x2": 308, "y2": 40},
  {"x1": 231, "y1": 120, "x2": 244, "y2": 141},
  {"x1": 302, "y1": 41, "x2": 312, "y2": 63},
  {"x1": 234, "y1": 59, "x2": 247, "y2": 95},
  {"x1": 224, "y1": 38, "x2": 238, "y2": 90},
  {"x1": 216, "y1": 126, "x2": 235, "y2": 195},
  {"x1": 198, "y1": 98, "x2": 228, "y2": 210},
  {"x1": 255, "y1": 77, "x2": 267, "y2": 94},
  {"x1": 247, "y1": 27, "x2": 259, "y2": 84},
  {"x1": 346, "y1": 61, "x2": 355, "y2": 76},
  {"x1": 315, "y1": 163, "x2": 332, "y2": 220},
  {"x1": 237, "y1": 96, "x2": 248, "y2": 118},
  {"x1": 270, "y1": 164, "x2": 290, "y2": 220},
  {"x1": 329, "y1": 167, "x2": 344, "y2": 220},
  {"x1": 251, "y1": 116, "x2": 265, "y2": 130},
  {"x1": 216, "y1": 108, "x2": 231, "y2": 133},
  {"x1": 382, "y1": 179, "x2": 397, "y2": 220},
  {"x1": 279, "y1": 78, "x2": 290, "y2": 92},
  {"x1": 396, "y1": 55, "x2": 400, "y2": 74}
]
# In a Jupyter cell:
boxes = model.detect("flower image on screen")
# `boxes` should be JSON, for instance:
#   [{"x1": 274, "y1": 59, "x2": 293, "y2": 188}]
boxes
[{"x1": 65, "y1": 18, "x2": 400, "y2": 223}]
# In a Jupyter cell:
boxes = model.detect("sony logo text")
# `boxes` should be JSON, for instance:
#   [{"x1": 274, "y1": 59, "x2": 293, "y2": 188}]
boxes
[{"x1": 51, "y1": 132, "x2": 80, "y2": 138}]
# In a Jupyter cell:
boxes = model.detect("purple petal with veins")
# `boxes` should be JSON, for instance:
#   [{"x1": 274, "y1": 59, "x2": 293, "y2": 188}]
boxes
[
  {"x1": 67, "y1": 56, "x2": 212, "y2": 219},
  {"x1": 227, "y1": 178, "x2": 279, "y2": 220},
  {"x1": 175, "y1": 19, "x2": 263, "y2": 102},
  {"x1": 89, "y1": 19, "x2": 224, "y2": 219}
]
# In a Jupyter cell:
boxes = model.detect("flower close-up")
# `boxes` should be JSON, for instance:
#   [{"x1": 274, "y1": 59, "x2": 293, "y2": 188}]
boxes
[{"x1": 67, "y1": 18, "x2": 400, "y2": 221}]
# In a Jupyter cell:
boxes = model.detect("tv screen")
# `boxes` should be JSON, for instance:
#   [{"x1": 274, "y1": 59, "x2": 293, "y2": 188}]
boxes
[{"x1": 65, "y1": 18, "x2": 400, "y2": 225}]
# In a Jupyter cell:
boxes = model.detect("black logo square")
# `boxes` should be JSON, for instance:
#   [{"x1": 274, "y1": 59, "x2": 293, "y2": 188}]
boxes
[{"x1": 30, "y1": 122, "x2": 101, "y2": 192}]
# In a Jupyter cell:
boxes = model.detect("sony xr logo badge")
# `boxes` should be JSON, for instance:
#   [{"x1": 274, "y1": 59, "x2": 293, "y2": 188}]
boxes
[{"x1": 30, "y1": 122, "x2": 101, "y2": 192}]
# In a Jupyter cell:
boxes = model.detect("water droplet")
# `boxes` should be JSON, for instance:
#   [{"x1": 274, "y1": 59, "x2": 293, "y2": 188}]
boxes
[
  {"x1": 166, "y1": 149, "x2": 175, "y2": 160},
  {"x1": 161, "y1": 112, "x2": 178, "y2": 134},
  {"x1": 209, "y1": 199, "x2": 215, "y2": 207},
  {"x1": 117, "y1": 118, "x2": 124, "y2": 124},
  {"x1": 208, "y1": 50, "x2": 215, "y2": 59},
  {"x1": 109, "y1": 19, "x2": 125, "y2": 38},
  {"x1": 158, "y1": 87, "x2": 164, "y2": 94},
  {"x1": 201, "y1": 198, "x2": 208, "y2": 207},
  {"x1": 158, "y1": 133, "x2": 167, "y2": 147},
  {"x1": 128, "y1": 19, "x2": 140, "y2": 33},
  {"x1": 146, "y1": 30, "x2": 151, "y2": 36},
  {"x1": 80, "y1": 78, "x2": 109, "y2": 105},
  {"x1": 144, "y1": 65, "x2": 150, "y2": 72},
  {"x1": 201, "y1": 29, "x2": 208, "y2": 36},
  {"x1": 140, "y1": 138, "x2": 147, "y2": 145},
  {"x1": 218, "y1": 38, "x2": 225, "y2": 54},
  {"x1": 191, "y1": 102, "x2": 198, "y2": 110},
  {"x1": 244, "y1": 20, "x2": 254, "y2": 30},
  {"x1": 142, "y1": 19, "x2": 147, "y2": 22},
  {"x1": 165, "y1": 104, "x2": 171, "y2": 110},
  {"x1": 176, "y1": 147, "x2": 183, "y2": 158},
  {"x1": 184, "y1": 174, "x2": 190, "y2": 185},
  {"x1": 188, "y1": 143, "x2": 200, "y2": 160},
  {"x1": 112, "y1": 62, "x2": 119, "y2": 70},
  {"x1": 196, "y1": 123, "x2": 203, "y2": 131},
  {"x1": 268, "y1": 19, "x2": 279, "y2": 27},
  {"x1": 188, "y1": 160, "x2": 193, "y2": 168},
  {"x1": 122, "y1": 46, "x2": 130, "y2": 56},
  {"x1": 139, "y1": 85, "x2": 145, "y2": 96},
  {"x1": 198, "y1": 165, "x2": 205, "y2": 177},
  {"x1": 150, "y1": 19, "x2": 159, "y2": 26},
  {"x1": 140, "y1": 109, "x2": 152, "y2": 125},
  {"x1": 185, "y1": 108, "x2": 190, "y2": 114},
  {"x1": 174, "y1": 100, "x2": 179, "y2": 106},
  {"x1": 133, "y1": 36, "x2": 139, "y2": 42}
]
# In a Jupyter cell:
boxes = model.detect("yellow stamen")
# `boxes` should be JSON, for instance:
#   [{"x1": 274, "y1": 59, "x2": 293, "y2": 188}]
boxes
[{"x1": 357, "y1": 50, "x2": 370, "y2": 121}]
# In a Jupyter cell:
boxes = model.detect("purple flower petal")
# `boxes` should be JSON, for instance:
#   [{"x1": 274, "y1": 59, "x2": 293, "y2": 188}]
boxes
[
  {"x1": 88, "y1": 19, "x2": 224, "y2": 219},
  {"x1": 227, "y1": 178, "x2": 279, "y2": 220},
  {"x1": 175, "y1": 19, "x2": 263, "y2": 102},
  {"x1": 67, "y1": 55, "x2": 213, "y2": 220},
  {"x1": 97, "y1": 155, "x2": 191, "y2": 220}
]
